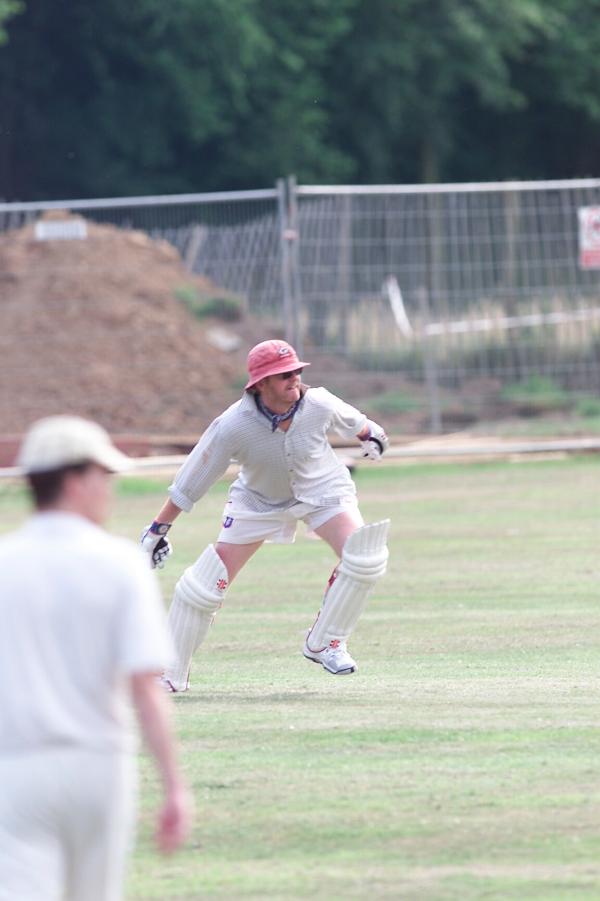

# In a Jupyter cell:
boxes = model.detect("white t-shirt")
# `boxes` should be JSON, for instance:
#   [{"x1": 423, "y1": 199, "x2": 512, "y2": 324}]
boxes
[
  {"x1": 169, "y1": 387, "x2": 367, "y2": 513},
  {"x1": 0, "y1": 512, "x2": 172, "y2": 755}
]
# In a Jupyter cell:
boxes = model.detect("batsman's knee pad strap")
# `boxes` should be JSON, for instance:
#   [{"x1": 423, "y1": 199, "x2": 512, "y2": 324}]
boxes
[
  {"x1": 339, "y1": 547, "x2": 388, "y2": 583},
  {"x1": 338, "y1": 519, "x2": 389, "y2": 583},
  {"x1": 175, "y1": 544, "x2": 229, "y2": 615},
  {"x1": 340, "y1": 519, "x2": 390, "y2": 578},
  {"x1": 306, "y1": 519, "x2": 390, "y2": 651}
]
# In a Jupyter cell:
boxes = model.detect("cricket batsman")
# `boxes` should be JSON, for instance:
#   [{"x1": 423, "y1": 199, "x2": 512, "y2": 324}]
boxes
[{"x1": 141, "y1": 339, "x2": 390, "y2": 691}]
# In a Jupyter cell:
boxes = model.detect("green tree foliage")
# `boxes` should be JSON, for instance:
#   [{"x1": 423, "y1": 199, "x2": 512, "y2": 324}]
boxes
[
  {"x1": 0, "y1": 0, "x2": 355, "y2": 198},
  {"x1": 207, "y1": 0, "x2": 356, "y2": 187},
  {"x1": 0, "y1": 0, "x2": 271, "y2": 197},
  {"x1": 508, "y1": 0, "x2": 600, "y2": 179},
  {"x1": 1, "y1": 0, "x2": 600, "y2": 199},
  {"x1": 0, "y1": 0, "x2": 20, "y2": 43},
  {"x1": 326, "y1": 0, "x2": 556, "y2": 183}
]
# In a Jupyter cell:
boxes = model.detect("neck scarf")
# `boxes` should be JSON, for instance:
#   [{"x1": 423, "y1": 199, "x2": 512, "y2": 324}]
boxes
[{"x1": 255, "y1": 393, "x2": 302, "y2": 432}]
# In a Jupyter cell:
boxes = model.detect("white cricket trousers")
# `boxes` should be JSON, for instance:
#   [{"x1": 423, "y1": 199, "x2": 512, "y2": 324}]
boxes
[{"x1": 0, "y1": 747, "x2": 137, "y2": 901}]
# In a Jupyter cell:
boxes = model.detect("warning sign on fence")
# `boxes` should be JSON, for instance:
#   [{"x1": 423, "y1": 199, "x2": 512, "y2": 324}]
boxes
[{"x1": 578, "y1": 206, "x2": 600, "y2": 269}]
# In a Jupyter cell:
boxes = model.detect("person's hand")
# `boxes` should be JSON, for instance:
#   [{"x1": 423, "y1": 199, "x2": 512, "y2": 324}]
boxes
[
  {"x1": 361, "y1": 438, "x2": 384, "y2": 460},
  {"x1": 141, "y1": 522, "x2": 173, "y2": 569},
  {"x1": 360, "y1": 421, "x2": 389, "y2": 461},
  {"x1": 156, "y1": 783, "x2": 194, "y2": 853}
]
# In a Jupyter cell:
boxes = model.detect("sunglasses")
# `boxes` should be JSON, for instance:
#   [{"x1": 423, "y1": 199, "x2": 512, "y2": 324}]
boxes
[{"x1": 278, "y1": 368, "x2": 304, "y2": 380}]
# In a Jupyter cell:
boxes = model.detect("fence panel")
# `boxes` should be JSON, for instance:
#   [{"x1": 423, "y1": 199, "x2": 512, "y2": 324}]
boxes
[
  {"x1": 295, "y1": 180, "x2": 600, "y2": 409},
  {"x1": 0, "y1": 189, "x2": 283, "y2": 320},
  {"x1": 0, "y1": 189, "x2": 284, "y2": 439},
  {"x1": 3, "y1": 178, "x2": 600, "y2": 437}
]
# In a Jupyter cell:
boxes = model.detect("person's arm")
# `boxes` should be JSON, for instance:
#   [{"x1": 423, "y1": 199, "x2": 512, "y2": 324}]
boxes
[
  {"x1": 318, "y1": 387, "x2": 389, "y2": 460},
  {"x1": 141, "y1": 417, "x2": 236, "y2": 568},
  {"x1": 153, "y1": 498, "x2": 184, "y2": 525},
  {"x1": 130, "y1": 672, "x2": 193, "y2": 853}
]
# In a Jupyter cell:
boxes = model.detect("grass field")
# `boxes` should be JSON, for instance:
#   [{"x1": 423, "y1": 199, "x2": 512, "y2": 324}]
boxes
[{"x1": 2, "y1": 457, "x2": 600, "y2": 900}]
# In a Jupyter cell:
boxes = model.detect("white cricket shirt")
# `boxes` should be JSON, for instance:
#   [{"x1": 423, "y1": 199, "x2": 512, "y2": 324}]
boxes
[
  {"x1": 169, "y1": 387, "x2": 368, "y2": 513},
  {"x1": 0, "y1": 512, "x2": 172, "y2": 754}
]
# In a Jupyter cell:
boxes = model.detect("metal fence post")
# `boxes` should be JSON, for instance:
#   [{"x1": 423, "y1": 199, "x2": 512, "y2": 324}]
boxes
[
  {"x1": 277, "y1": 175, "x2": 303, "y2": 354},
  {"x1": 286, "y1": 175, "x2": 303, "y2": 357},
  {"x1": 418, "y1": 286, "x2": 442, "y2": 433},
  {"x1": 277, "y1": 178, "x2": 294, "y2": 345}
]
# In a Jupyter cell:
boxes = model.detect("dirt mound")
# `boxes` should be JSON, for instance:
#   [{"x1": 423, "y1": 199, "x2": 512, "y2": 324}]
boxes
[{"x1": 0, "y1": 211, "x2": 274, "y2": 450}]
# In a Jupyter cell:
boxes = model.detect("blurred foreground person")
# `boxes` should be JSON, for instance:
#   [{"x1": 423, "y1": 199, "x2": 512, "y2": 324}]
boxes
[
  {"x1": 141, "y1": 339, "x2": 391, "y2": 691},
  {"x1": 0, "y1": 416, "x2": 192, "y2": 901}
]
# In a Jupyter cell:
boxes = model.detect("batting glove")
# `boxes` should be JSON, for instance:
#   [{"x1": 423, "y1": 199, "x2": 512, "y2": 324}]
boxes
[
  {"x1": 360, "y1": 420, "x2": 389, "y2": 461},
  {"x1": 141, "y1": 521, "x2": 173, "y2": 569}
]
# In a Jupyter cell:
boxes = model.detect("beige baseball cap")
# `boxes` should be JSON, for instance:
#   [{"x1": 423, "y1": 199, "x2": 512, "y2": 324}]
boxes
[{"x1": 17, "y1": 415, "x2": 131, "y2": 474}]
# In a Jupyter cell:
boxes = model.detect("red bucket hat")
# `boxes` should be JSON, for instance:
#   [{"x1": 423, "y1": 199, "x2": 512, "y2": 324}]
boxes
[{"x1": 245, "y1": 339, "x2": 310, "y2": 389}]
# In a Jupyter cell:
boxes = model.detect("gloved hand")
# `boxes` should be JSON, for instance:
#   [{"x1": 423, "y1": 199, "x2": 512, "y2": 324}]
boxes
[
  {"x1": 360, "y1": 420, "x2": 389, "y2": 461},
  {"x1": 361, "y1": 439, "x2": 384, "y2": 460},
  {"x1": 141, "y1": 521, "x2": 173, "y2": 569}
]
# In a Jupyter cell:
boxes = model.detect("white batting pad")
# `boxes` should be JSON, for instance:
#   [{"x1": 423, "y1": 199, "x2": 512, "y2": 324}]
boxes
[
  {"x1": 164, "y1": 544, "x2": 229, "y2": 690},
  {"x1": 306, "y1": 519, "x2": 390, "y2": 652},
  {"x1": 176, "y1": 543, "x2": 228, "y2": 612}
]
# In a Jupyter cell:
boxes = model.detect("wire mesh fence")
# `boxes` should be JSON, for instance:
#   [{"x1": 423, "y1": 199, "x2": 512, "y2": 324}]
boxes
[
  {"x1": 0, "y1": 189, "x2": 284, "y2": 318},
  {"x1": 0, "y1": 190, "x2": 285, "y2": 439},
  {"x1": 2, "y1": 177, "x2": 600, "y2": 436},
  {"x1": 294, "y1": 181, "x2": 600, "y2": 381},
  {"x1": 290, "y1": 179, "x2": 600, "y2": 429}
]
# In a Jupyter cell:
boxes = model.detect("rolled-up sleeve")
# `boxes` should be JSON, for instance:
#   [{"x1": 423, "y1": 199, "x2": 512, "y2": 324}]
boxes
[
  {"x1": 168, "y1": 417, "x2": 235, "y2": 512},
  {"x1": 323, "y1": 389, "x2": 368, "y2": 440}
]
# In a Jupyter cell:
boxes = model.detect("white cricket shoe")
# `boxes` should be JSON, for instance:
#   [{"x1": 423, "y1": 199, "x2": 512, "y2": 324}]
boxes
[
  {"x1": 158, "y1": 675, "x2": 189, "y2": 693},
  {"x1": 303, "y1": 639, "x2": 357, "y2": 675}
]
